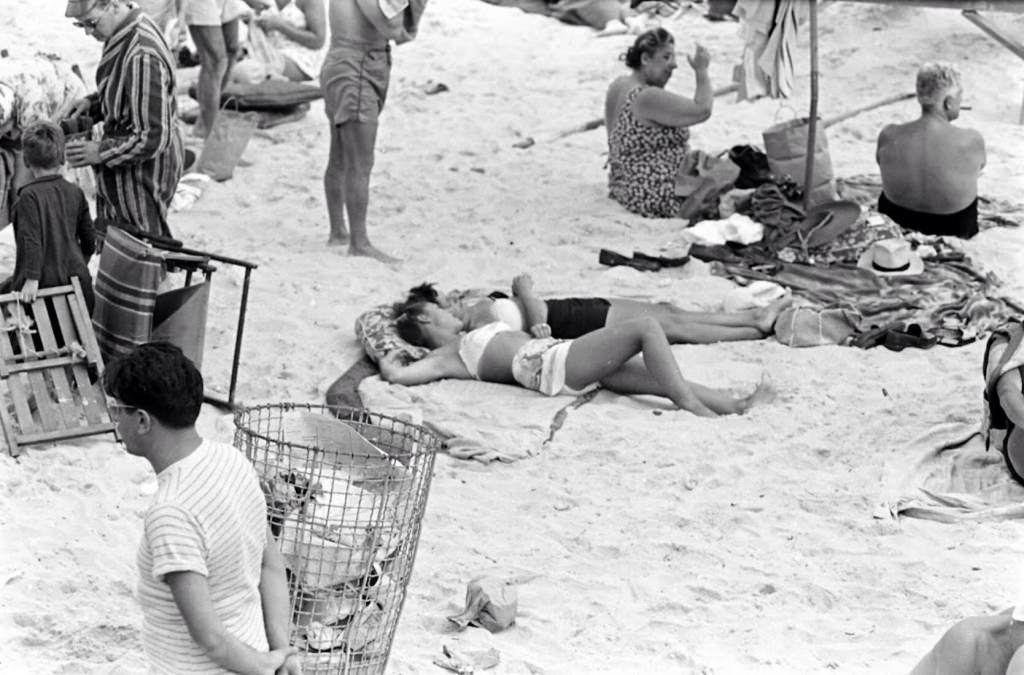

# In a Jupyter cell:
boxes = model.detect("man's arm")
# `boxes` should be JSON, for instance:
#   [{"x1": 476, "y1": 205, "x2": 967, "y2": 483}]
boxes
[
  {"x1": 259, "y1": 527, "x2": 302, "y2": 675},
  {"x1": 166, "y1": 571, "x2": 294, "y2": 675},
  {"x1": 510, "y1": 274, "x2": 547, "y2": 332}
]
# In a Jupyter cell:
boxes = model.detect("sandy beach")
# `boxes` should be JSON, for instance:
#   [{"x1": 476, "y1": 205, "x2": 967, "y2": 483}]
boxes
[{"x1": 3, "y1": 1, "x2": 1024, "y2": 673}]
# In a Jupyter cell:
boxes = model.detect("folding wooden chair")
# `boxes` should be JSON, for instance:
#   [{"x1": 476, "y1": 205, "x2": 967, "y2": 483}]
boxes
[{"x1": 0, "y1": 278, "x2": 115, "y2": 457}]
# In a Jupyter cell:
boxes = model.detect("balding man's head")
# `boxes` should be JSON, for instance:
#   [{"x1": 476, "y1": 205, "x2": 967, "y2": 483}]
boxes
[{"x1": 916, "y1": 63, "x2": 963, "y2": 119}]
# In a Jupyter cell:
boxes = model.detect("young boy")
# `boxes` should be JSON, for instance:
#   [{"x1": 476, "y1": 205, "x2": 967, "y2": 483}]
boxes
[{"x1": 5, "y1": 121, "x2": 96, "y2": 312}]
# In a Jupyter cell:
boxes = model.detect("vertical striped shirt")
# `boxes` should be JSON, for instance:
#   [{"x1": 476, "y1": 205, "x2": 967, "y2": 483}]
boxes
[
  {"x1": 91, "y1": 8, "x2": 183, "y2": 239},
  {"x1": 137, "y1": 439, "x2": 269, "y2": 674}
]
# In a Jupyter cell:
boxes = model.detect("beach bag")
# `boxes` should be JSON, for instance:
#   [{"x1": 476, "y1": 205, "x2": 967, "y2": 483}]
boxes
[
  {"x1": 762, "y1": 115, "x2": 836, "y2": 208},
  {"x1": 195, "y1": 102, "x2": 259, "y2": 181},
  {"x1": 982, "y1": 320, "x2": 1024, "y2": 485}
]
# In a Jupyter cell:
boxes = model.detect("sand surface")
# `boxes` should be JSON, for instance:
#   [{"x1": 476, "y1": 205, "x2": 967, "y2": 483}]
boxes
[{"x1": 3, "y1": 1, "x2": 1024, "y2": 673}]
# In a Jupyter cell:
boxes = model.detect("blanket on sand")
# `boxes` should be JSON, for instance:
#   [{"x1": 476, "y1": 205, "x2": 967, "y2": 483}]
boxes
[
  {"x1": 358, "y1": 376, "x2": 596, "y2": 463},
  {"x1": 876, "y1": 421, "x2": 1024, "y2": 523}
]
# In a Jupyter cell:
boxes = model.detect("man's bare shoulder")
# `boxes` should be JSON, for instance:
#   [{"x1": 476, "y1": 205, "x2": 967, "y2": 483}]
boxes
[{"x1": 877, "y1": 121, "x2": 909, "y2": 144}]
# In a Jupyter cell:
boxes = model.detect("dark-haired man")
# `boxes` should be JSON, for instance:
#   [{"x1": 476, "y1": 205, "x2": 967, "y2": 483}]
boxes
[{"x1": 104, "y1": 342, "x2": 300, "y2": 674}]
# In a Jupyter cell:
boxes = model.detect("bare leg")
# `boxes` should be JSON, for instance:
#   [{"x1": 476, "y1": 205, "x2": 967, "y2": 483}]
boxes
[
  {"x1": 909, "y1": 610, "x2": 1019, "y2": 675},
  {"x1": 323, "y1": 123, "x2": 349, "y2": 245},
  {"x1": 605, "y1": 295, "x2": 793, "y2": 343},
  {"x1": 189, "y1": 25, "x2": 230, "y2": 138},
  {"x1": 562, "y1": 318, "x2": 715, "y2": 416},
  {"x1": 219, "y1": 18, "x2": 241, "y2": 89},
  {"x1": 600, "y1": 362, "x2": 773, "y2": 415},
  {"x1": 336, "y1": 120, "x2": 398, "y2": 263}
]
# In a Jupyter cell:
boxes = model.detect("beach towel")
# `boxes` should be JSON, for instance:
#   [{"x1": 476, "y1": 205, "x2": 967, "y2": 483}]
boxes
[
  {"x1": 358, "y1": 376, "x2": 594, "y2": 463},
  {"x1": 876, "y1": 422, "x2": 1024, "y2": 523}
]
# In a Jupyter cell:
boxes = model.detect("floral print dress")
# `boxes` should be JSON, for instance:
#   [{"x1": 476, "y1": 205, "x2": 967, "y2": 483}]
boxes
[{"x1": 607, "y1": 85, "x2": 691, "y2": 218}]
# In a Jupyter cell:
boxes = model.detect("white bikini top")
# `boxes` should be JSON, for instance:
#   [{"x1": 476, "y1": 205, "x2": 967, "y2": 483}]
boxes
[
  {"x1": 490, "y1": 298, "x2": 525, "y2": 331},
  {"x1": 458, "y1": 321, "x2": 511, "y2": 379}
]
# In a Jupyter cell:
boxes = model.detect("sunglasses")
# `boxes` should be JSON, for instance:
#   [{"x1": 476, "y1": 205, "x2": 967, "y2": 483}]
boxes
[{"x1": 74, "y1": 16, "x2": 101, "y2": 29}]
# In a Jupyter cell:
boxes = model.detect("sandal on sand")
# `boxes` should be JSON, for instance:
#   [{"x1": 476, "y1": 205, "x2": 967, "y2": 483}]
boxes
[
  {"x1": 883, "y1": 324, "x2": 938, "y2": 352},
  {"x1": 599, "y1": 248, "x2": 662, "y2": 272}
]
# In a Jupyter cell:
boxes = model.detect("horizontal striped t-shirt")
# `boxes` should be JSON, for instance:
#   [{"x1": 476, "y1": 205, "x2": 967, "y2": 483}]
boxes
[{"x1": 136, "y1": 439, "x2": 269, "y2": 674}]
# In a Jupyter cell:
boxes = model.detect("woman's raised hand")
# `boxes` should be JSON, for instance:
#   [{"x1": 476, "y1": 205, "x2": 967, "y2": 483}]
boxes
[{"x1": 687, "y1": 44, "x2": 711, "y2": 72}]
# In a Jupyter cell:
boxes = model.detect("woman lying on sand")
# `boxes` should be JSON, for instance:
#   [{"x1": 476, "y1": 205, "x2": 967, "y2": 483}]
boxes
[
  {"x1": 382, "y1": 309, "x2": 774, "y2": 417},
  {"x1": 400, "y1": 273, "x2": 792, "y2": 343},
  {"x1": 605, "y1": 27, "x2": 713, "y2": 218}
]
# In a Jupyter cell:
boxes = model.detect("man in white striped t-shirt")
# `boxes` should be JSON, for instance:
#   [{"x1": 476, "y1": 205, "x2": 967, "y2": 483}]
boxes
[{"x1": 104, "y1": 342, "x2": 302, "y2": 674}]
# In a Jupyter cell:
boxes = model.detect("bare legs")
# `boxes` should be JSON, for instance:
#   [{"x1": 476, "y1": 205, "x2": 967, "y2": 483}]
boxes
[
  {"x1": 605, "y1": 295, "x2": 793, "y2": 343},
  {"x1": 189, "y1": 20, "x2": 240, "y2": 138},
  {"x1": 562, "y1": 318, "x2": 773, "y2": 416},
  {"x1": 323, "y1": 119, "x2": 398, "y2": 263}
]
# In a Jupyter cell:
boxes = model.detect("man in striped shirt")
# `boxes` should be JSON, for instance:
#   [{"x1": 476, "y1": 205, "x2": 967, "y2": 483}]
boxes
[
  {"x1": 64, "y1": 0, "x2": 183, "y2": 241},
  {"x1": 104, "y1": 342, "x2": 301, "y2": 675}
]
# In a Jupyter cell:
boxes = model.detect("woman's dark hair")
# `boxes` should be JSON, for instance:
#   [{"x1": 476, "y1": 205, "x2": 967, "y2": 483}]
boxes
[
  {"x1": 623, "y1": 28, "x2": 675, "y2": 70},
  {"x1": 22, "y1": 121, "x2": 65, "y2": 169},
  {"x1": 103, "y1": 342, "x2": 204, "y2": 428},
  {"x1": 393, "y1": 301, "x2": 434, "y2": 347},
  {"x1": 404, "y1": 282, "x2": 440, "y2": 305}
]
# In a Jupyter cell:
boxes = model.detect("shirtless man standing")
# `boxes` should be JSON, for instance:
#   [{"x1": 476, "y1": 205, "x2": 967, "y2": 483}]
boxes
[
  {"x1": 320, "y1": 0, "x2": 426, "y2": 262},
  {"x1": 875, "y1": 62, "x2": 986, "y2": 239}
]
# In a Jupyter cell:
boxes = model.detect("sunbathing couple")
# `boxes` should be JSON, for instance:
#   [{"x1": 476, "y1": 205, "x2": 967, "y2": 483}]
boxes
[{"x1": 378, "y1": 274, "x2": 791, "y2": 416}]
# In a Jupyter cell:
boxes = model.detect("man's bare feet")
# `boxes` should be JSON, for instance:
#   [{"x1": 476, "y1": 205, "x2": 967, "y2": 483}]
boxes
[
  {"x1": 349, "y1": 242, "x2": 401, "y2": 264},
  {"x1": 739, "y1": 374, "x2": 776, "y2": 413},
  {"x1": 754, "y1": 294, "x2": 795, "y2": 334},
  {"x1": 327, "y1": 232, "x2": 349, "y2": 246}
]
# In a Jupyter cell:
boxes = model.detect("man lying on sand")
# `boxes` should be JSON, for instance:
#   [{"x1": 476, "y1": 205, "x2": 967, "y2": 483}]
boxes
[
  {"x1": 876, "y1": 62, "x2": 986, "y2": 239},
  {"x1": 382, "y1": 308, "x2": 774, "y2": 417},
  {"x1": 400, "y1": 272, "x2": 793, "y2": 343}
]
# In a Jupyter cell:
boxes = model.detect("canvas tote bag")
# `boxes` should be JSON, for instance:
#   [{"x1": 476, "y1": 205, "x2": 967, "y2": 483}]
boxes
[
  {"x1": 195, "y1": 101, "x2": 260, "y2": 182},
  {"x1": 762, "y1": 115, "x2": 836, "y2": 207}
]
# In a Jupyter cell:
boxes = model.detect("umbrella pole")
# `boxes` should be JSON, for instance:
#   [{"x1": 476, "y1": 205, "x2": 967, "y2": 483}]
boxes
[{"x1": 803, "y1": 0, "x2": 820, "y2": 210}]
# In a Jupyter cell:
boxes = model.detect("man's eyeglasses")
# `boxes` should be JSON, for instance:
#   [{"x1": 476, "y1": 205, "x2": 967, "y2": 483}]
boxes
[{"x1": 74, "y1": 17, "x2": 101, "y2": 29}]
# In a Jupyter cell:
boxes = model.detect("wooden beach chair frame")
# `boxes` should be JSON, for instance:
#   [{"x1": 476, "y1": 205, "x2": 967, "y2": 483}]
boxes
[{"x1": 0, "y1": 278, "x2": 115, "y2": 457}]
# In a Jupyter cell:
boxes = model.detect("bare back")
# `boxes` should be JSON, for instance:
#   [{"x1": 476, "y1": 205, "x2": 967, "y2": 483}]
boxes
[
  {"x1": 877, "y1": 117, "x2": 985, "y2": 214},
  {"x1": 605, "y1": 74, "x2": 638, "y2": 138},
  {"x1": 327, "y1": 0, "x2": 387, "y2": 47}
]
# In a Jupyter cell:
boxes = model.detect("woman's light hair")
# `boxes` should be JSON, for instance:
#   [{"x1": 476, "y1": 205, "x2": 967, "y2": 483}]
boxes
[{"x1": 916, "y1": 62, "x2": 962, "y2": 108}]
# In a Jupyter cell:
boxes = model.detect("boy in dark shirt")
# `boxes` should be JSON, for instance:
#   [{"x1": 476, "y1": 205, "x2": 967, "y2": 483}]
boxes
[{"x1": 4, "y1": 121, "x2": 96, "y2": 312}]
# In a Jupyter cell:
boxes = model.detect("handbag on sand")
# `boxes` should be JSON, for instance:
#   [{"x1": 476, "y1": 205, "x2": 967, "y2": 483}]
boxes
[
  {"x1": 195, "y1": 101, "x2": 260, "y2": 182},
  {"x1": 762, "y1": 116, "x2": 836, "y2": 207}
]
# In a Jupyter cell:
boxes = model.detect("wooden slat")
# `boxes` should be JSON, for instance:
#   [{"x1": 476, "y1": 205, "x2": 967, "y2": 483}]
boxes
[
  {"x1": 31, "y1": 297, "x2": 76, "y2": 430},
  {"x1": 0, "y1": 303, "x2": 39, "y2": 436},
  {"x1": 69, "y1": 277, "x2": 104, "y2": 369},
  {"x1": 19, "y1": 303, "x2": 61, "y2": 433},
  {"x1": 840, "y1": 0, "x2": 1024, "y2": 11},
  {"x1": 49, "y1": 295, "x2": 107, "y2": 427},
  {"x1": 19, "y1": 422, "x2": 117, "y2": 445},
  {"x1": 6, "y1": 356, "x2": 81, "y2": 374},
  {"x1": 0, "y1": 388, "x2": 22, "y2": 456}
]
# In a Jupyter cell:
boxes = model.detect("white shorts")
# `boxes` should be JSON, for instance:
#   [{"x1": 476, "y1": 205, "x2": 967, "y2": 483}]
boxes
[
  {"x1": 511, "y1": 338, "x2": 598, "y2": 397},
  {"x1": 183, "y1": 0, "x2": 248, "y2": 26}
]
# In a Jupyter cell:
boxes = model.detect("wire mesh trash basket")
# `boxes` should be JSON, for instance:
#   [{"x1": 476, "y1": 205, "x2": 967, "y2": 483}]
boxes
[{"x1": 234, "y1": 403, "x2": 441, "y2": 675}]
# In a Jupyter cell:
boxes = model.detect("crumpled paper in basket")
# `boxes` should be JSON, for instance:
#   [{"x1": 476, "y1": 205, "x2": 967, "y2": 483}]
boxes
[{"x1": 447, "y1": 576, "x2": 518, "y2": 633}]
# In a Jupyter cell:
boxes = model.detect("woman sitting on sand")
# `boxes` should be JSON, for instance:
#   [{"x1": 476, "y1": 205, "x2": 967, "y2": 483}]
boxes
[
  {"x1": 383, "y1": 306, "x2": 774, "y2": 417},
  {"x1": 605, "y1": 28, "x2": 713, "y2": 218},
  {"x1": 233, "y1": 0, "x2": 327, "y2": 84},
  {"x1": 399, "y1": 273, "x2": 792, "y2": 343}
]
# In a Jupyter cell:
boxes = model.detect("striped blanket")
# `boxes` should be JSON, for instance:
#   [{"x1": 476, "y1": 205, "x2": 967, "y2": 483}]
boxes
[{"x1": 92, "y1": 226, "x2": 164, "y2": 364}]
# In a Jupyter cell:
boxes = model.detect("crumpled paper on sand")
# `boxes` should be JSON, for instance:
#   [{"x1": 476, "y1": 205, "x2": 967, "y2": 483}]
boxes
[
  {"x1": 876, "y1": 421, "x2": 1024, "y2": 523},
  {"x1": 447, "y1": 576, "x2": 518, "y2": 633},
  {"x1": 358, "y1": 376, "x2": 589, "y2": 463}
]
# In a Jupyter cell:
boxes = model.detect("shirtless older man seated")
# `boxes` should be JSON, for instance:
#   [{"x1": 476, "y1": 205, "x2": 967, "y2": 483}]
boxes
[{"x1": 876, "y1": 62, "x2": 986, "y2": 239}]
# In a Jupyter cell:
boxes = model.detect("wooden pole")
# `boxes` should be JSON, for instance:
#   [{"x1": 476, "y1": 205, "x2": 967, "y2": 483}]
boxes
[
  {"x1": 823, "y1": 92, "x2": 915, "y2": 128},
  {"x1": 802, "y1": 0, "x2": 820, "y2": 210}
]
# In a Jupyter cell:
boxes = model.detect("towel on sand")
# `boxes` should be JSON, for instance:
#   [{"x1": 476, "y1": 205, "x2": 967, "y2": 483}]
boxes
[
  {"x1": 359, "y1": 376, "x2": 593, "y2": 463},
  {"x1": 876, "y1": 422, "x2": 1024, "y2": 523}
]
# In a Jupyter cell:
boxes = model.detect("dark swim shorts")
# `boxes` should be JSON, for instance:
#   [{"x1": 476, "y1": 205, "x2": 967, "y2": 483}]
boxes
[
  {"x1": 320, "y1": 43, "x2": 391, "y2": 125},
  {"x1": 545, "y1": 298, "x2": 611, "y2": 338},
  {"x1": 878, "y1": 192, "x2": 978, "y2": 239}
]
